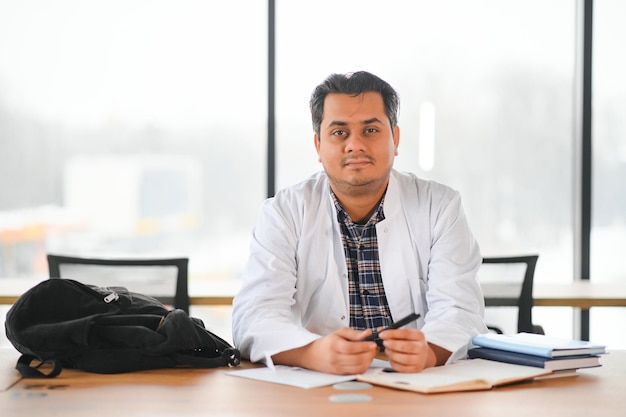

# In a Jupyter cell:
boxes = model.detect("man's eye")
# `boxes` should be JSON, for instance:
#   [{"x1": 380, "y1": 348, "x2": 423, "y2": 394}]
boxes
[
  {"x1": 332, "y1": 130, "x2": 347, "y2": 136},
  {"x1": 365, "y1": 127, "x2": 378, "y2": 134}
]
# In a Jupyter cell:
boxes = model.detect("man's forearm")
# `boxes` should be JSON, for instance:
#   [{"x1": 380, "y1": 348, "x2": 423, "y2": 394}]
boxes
[
  {"x1": 272, "y1": 344, "x2": 312, "y2": 368},
  {"x1": 428, "y1": 342, "x2": 451, "y2": 366}
]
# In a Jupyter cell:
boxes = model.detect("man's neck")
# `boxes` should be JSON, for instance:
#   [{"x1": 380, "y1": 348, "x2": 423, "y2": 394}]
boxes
[{"x1": 331, "y1": 184, "x2": 387, "y2": 223}]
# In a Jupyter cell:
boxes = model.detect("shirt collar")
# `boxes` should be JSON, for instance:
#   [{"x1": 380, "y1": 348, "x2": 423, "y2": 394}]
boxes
[{"x1": 330, "y1": 189, "x2": 387, "y2": 226}]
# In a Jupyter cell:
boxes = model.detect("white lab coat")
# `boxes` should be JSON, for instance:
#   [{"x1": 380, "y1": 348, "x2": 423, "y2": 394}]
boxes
[{"x1": 232, "y1": 169, "x2": 487, "y2": 365}]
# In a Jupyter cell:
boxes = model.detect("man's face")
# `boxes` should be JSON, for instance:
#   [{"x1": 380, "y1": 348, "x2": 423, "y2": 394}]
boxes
[{"x1": 314, "y1": 92, "x2": 400, "y2": 198}]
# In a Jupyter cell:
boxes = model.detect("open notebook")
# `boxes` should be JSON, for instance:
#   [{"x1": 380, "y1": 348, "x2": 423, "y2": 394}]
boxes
[
  {"x1": 227, "y1": 358, "x2": 550, "y2": 393},
  {"x1": 356, "y1": 358, "x2": 550, "y2": 394}
]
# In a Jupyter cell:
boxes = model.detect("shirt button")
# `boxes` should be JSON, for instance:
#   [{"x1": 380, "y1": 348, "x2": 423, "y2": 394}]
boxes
[{"x1": 362, "y1": 289, "x2": 370, "y2": 295}]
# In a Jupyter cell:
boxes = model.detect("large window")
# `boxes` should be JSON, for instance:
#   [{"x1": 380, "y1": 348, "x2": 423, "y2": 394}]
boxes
[
  {"x1": 0, "y1": 0, "x2": 266, "y2": 282},
  {"x1": 1, "y1": 1, "x2": 624, "y2": 348},
  {"x1": 275, "y1": 0, "x2": 576, "y2": 337}
]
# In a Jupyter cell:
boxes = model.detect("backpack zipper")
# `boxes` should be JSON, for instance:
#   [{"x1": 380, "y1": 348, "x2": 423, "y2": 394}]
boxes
[{"x1": 103, "y1": 289, "x2": 119, "y2": 303}]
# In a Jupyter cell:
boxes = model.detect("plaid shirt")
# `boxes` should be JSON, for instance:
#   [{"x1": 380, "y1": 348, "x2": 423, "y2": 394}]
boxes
[{"x1": 331, "y1": 191, "x2": 393, "y2": 331}]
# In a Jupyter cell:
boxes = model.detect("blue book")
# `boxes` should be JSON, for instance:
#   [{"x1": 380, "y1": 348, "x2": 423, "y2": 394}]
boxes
[
  {"x1": 471, "y1": 333, "x2": 606, "y2": 358},
  {"x1": 468, "y1": 347, "x2": 602, "y2": 371}
]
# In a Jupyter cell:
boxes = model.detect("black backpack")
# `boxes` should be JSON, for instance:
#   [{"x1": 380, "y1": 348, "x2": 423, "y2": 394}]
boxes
[{"x1": 4, "y1": 278, "x2": 240, "y2": 377}]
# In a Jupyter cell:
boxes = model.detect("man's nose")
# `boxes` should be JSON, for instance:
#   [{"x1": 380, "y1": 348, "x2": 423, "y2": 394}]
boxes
[{"x1": 345, "y1": 133, "x2": 366, "y2": 152}]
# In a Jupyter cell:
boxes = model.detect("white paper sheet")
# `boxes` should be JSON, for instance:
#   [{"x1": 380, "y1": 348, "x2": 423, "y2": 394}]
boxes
[{"x1": 225, "y1": 359, "x2": 389, "y2": 389}]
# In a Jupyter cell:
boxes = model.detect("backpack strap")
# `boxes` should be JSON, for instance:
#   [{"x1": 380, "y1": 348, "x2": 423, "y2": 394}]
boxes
[
  {"x1": 172, "y1": 347, "x2": 241, "y2": 368},
  {"x1": 16, "y1": 354, "x2": 63, "y2": 378}
]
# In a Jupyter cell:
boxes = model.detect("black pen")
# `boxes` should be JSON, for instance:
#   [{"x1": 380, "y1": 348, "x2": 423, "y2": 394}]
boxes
[{"x1": 360, "y1": 312, "x2": 421, "y2": 341}]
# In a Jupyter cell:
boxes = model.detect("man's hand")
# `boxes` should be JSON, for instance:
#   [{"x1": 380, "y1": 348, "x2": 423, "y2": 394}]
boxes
[
  {"x1": 377, "y1": 328, "x2": 451, "y2": 373},
  {"x1": 271, "y1": 328, "x2": 378, "y2": 375}
]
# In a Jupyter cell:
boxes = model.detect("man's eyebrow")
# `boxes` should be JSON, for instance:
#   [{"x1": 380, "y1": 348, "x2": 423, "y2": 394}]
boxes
[
  {"x1": 326, "y1": 117, "x2": 384, "y2": 128},
  {"x1": 326, "y1": 120, "x2": 348, "y2": 128},
  {"x1": 363, "y1": 117, "x2": 384, "y2": 125}
]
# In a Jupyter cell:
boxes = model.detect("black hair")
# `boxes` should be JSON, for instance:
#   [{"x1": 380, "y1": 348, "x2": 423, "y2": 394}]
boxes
[{"x1": 309, "y1": 71, "x2": 400, "y2": 137}]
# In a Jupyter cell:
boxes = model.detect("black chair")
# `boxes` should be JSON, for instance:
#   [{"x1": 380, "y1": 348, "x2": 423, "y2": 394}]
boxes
[
  {"x1": 47, "y1": 254, "x2": 190, "y2": 313},
  {"x1": 480, "y1": 255, "x2": 544, "y2": 334}
]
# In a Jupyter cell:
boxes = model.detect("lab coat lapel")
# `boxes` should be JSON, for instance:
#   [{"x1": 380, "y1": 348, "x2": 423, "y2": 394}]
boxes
[{"x1": 376, "y1": 174, "x2": 419, "y2": 325}]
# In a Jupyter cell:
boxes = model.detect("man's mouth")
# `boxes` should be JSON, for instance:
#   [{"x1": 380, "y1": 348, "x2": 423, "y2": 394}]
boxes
[{"x1": 343, "y1": 157, "x2": 373, "y2": 168}]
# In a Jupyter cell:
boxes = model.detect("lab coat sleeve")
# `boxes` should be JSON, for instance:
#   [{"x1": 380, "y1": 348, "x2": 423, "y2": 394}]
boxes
[
  {"x1": 231, "y1": 194, "x2": 321, "y2": 365},
  {"x1": 418, "y1": 187, "x2": 487, "y2": 362}
]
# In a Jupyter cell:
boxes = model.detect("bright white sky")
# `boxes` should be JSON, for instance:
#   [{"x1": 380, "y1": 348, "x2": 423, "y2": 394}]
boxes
[
  {"x1": 0, "y1": 0, "x2": 584, "y2": 129},
  {"x1": 0, "y1": 0, "x2": 266, "y2": 128}
]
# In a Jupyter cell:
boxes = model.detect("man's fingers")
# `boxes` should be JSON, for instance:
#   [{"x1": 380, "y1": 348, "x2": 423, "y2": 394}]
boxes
[
  {"x1": 336, "y1": 327, "x2": 374, "y2": 341},
  {"x1": 378, "y1": 328, "x2": 425, "y2": 342}
]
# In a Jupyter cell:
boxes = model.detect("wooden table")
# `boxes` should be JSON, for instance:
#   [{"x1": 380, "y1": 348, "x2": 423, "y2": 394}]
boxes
[
  {"x1": 481, "y1": 281, "x2": 626, "y2": 309},
  {"x1": 4, "y1": 278, "x2": 626, "y2": 308},
  {"x1": 481, "y1": 280, "x2": 626, "y2": 340},
  {"x1": 0, "y1": 348, "x2": 623, "y2": 417},
  {"x1": 533, "y1": 281, "x2": 626, "y2": 308},
  {"x1": 0, "y1": 277, "x2": 240, "y2": 306}
]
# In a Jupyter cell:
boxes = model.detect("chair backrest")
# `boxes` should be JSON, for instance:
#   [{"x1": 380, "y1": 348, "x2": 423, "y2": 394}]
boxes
[
  {"x1": 479, "y1": 255, "x2": 543, "y2": 334},
  {"x1": 47, "y1": 254, "x2": 190, "y2": 313}
]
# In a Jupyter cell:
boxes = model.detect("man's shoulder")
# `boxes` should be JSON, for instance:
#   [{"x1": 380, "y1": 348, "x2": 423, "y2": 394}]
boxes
[
  {"x1": 259, "y1": 172, "x2": 330, "y2": 227},
  {"x1": 391, "y1": 170, "x2": 458, "y2": 198}
]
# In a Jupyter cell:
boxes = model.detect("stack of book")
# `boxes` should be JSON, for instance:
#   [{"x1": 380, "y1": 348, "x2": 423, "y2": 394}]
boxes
[{"x1": 469, "y1": 332, "x2": 606, "y2": 376}]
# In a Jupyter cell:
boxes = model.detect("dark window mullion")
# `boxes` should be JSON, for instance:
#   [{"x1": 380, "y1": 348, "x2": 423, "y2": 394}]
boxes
[
  {"x1": 267, "y1": 0, "x2": 276, "y2": 198},
  {"x1": 579, "y1": 0, "x2": 593, "y2": 340}
]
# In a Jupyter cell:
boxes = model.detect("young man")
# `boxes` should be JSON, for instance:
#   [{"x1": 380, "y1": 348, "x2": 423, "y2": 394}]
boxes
[{"x1": 232, "y1": 71, "x2": 487, "y2": 375}]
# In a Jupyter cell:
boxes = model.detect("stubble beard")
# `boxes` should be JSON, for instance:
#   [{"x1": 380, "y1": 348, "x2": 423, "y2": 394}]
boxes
[{"x1": 327, "y1": 169, "x2": 391, "y2": 199}]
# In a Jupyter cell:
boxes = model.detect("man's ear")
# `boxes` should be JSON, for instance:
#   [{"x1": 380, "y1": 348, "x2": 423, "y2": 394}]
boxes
[
  {"x1": 314, "y1": 133, "x2": 321, "y2": 161},
  {"x1": 393, "y1": 125, "x2": 400, "y2": 156}
]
